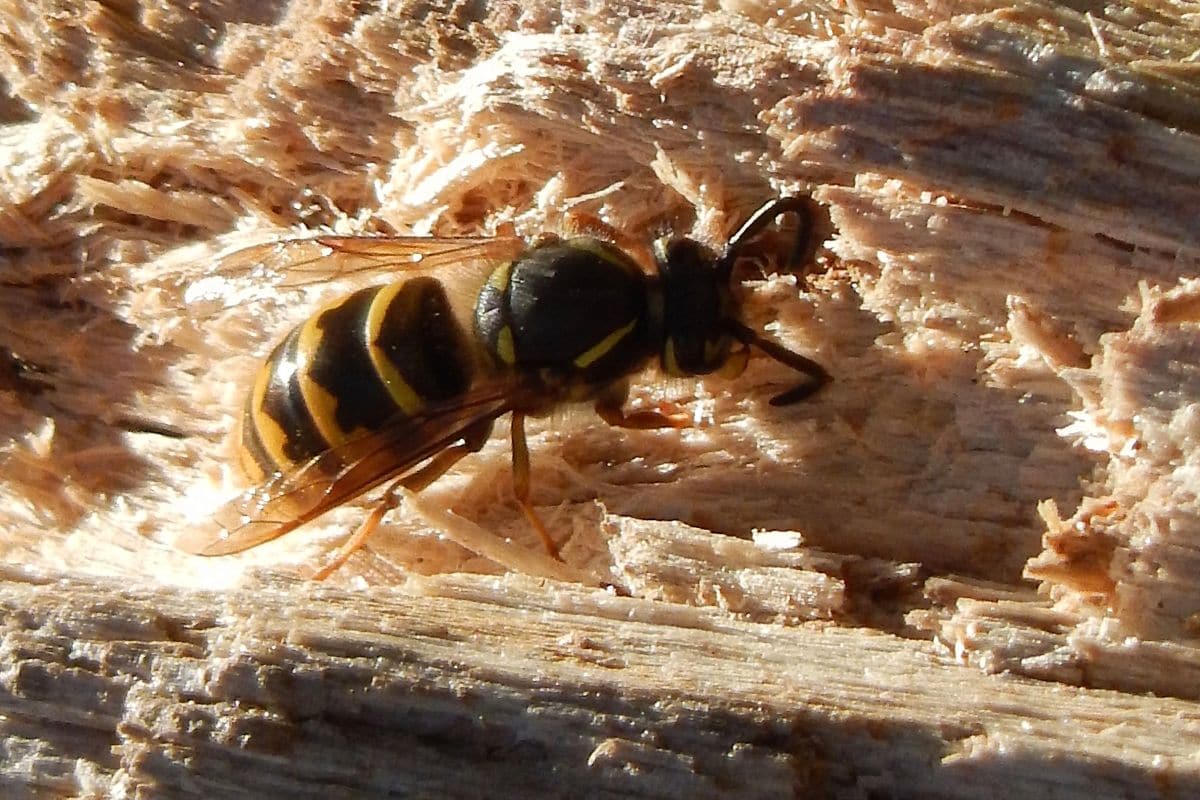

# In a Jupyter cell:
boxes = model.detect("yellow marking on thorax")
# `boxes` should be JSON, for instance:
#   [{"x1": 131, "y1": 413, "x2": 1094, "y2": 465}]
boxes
[
  {"x1": 574, "y1": 319, "x2": 636, "y2": 368},
  {"x1": 364, "y1": 282, "x2": 425, "y2": 416},
  {"x1": 497, "y1": 325, "x2": 517, "y2": 365},
  {"x1": 487, "y1": 261, "x2": 513, "y2": 291}
]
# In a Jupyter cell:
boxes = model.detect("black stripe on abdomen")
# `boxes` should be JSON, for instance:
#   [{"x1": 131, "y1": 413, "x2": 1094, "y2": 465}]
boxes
[{"x1": 254, "y1": 327, "x2": 330, "y2": 468}]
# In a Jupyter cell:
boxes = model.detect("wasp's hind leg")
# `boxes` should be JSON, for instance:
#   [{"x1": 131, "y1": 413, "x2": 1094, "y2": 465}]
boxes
[
  {"x1": 308, "y1": 488, "x2": 400, "y2": 581},
  {"x1": 309, "y1": 421, "x2": 493, "y2": 580}
]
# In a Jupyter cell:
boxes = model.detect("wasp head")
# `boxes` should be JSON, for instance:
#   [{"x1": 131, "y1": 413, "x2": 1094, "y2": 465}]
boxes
[
  {"x1": 654, "y1": 198, "x2": 831, "y2": 405},
  {"x1": 655, "y1": 237, "x2": 745, "y2": 379}
]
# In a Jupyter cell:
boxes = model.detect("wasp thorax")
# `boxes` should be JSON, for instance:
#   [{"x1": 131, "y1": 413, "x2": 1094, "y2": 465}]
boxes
[
  {"x1": 656, "y1": 238, "x2": 738, "y2": 377},
  {"x1": 474, "y1": 237, "x2": 651, "y2": 390}
]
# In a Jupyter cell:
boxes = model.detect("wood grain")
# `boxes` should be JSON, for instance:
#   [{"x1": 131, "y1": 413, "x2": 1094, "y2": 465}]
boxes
[
  {"x1": 1, "y1": 0, "x2": 1198, "y2": 796},
  {"x1": 2, "y1": 563, "x2": 1195, "y2": 799}
]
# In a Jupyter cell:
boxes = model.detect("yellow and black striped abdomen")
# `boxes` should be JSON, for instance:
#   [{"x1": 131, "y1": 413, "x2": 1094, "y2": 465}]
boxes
[{"x1": 240, "y1": 277, "x2": 475, "y2": 480}]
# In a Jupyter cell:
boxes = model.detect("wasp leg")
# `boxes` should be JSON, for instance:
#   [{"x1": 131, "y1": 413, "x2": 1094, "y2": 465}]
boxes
[
  {"x1": 310, "y1": 422, "x2": 493, "y2": 580},
  {"x1": 510, "y1": 411, "x2": 563, "y2": 560},
  {"x1": 594, "y1": 396, "x2": 691, "y2": 429},
  {"x1": 309, "y1": 489, "x2": 399, "y2": 581},
  {"x1": 561, "y1": 211, "x2": 657, "y2": 272},
  {"x1": 529, "y1": 231, "x2": 561, "y2": 248}
]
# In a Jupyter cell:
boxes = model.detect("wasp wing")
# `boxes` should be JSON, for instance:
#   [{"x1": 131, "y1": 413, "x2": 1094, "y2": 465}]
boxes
[
  {"x1": 214, "y1": 234, "x2": 526, "y2": 289},
  {"x1": 176, "y1": 233, "x2": 527, "y2": 319},
  {"x1": 177, "y1": 382, "x2": 524, "y2": 557}
]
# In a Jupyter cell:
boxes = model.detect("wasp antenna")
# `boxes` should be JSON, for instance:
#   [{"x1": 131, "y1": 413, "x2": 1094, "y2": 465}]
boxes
[
  {"x1": 728, "y1": 320, "x2": 830, "y2": 406},
  {"x1": 716, "y1": 196, "x2": 816, "y2": 281}
]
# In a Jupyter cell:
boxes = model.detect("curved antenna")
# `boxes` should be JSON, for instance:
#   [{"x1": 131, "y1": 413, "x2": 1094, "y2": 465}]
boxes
[
  {"x1": 727, "y1": 320, "x2": 830, "y2": 406},
  {"x1": 715, "y1": 196, "x2": 816, "y2": 281}
]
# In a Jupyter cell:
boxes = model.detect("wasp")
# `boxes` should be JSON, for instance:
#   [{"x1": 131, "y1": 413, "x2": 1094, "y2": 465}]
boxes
[{"x1": 177, "y1": 197, "x2": 830, "y2": 578}]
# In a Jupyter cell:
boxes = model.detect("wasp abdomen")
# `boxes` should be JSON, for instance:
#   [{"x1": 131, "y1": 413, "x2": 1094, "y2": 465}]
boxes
[{"x1": 241, "y1": 277, "x2": 474, "y2": 480}]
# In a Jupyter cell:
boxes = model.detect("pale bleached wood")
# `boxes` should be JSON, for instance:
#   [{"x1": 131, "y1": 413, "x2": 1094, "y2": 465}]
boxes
[
  {"x1": 1, "y1": 0, "x2": 1200, "y2": 797},
  {"x1": 1, "y1": 563, "x2": 1196, "y2": 799}
]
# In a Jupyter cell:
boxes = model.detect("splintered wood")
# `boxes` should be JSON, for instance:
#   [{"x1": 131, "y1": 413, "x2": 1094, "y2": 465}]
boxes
[
  {"x1": 2, "y1": 567, "x2": 1195, "y2": 799},
  {"x1": 1, "y1": 0, "x2": 1199, "y2": 797}
]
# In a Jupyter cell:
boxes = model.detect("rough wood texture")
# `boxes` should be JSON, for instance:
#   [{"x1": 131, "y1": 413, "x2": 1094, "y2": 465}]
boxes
[
  {"x1": 3, "y1": 564, "x2": 1197, "y2": 799},
  {"x1": 2, "y1": 0, "x2": 1199, "y2": 797}
]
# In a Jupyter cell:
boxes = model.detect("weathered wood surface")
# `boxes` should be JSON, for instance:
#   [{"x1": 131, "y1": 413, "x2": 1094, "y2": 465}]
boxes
[
  {"x1": 1, "y1": 0, "x2": 1199, "y2": 797},
  {"x1": 3, "y1": 563, "x2": 1197, "y2": 799}
]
